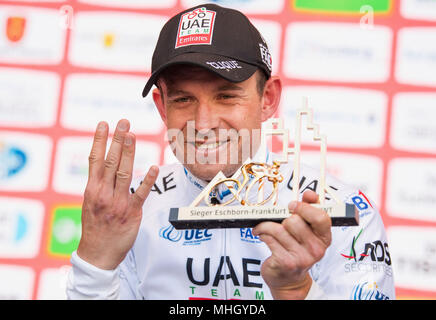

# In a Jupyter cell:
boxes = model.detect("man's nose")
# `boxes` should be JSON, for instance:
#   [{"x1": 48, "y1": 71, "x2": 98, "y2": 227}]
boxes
[{"x1": 194, "y1": 101, "x2": 219, "y2": 132}]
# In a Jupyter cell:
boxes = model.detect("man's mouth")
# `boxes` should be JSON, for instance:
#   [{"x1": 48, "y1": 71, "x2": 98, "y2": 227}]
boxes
[
  {"x1": 180, "y1": 136, "x2": 244, "y2": 165},
  {"x1": 194, "y1": 140, "x2": 229, "y2": 150}
]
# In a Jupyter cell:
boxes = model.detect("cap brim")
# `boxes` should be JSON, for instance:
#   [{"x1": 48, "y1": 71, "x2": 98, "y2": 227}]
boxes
[{"x1": 142, "y1": 52, "x2": 258, "y2": 97}]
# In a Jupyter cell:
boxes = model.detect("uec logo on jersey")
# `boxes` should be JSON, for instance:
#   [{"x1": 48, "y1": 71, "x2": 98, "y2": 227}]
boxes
[
  {"x1": 159, "y1": 225, "x2": 183, "y2": 242},
  {"x1": 159, "y1": 225, "x2": 213, "y2": 245}
]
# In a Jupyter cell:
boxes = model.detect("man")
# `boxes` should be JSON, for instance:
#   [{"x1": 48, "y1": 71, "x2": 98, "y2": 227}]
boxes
[{"x1": 67, "y1": 3, "x2": 395, "y2": 300}]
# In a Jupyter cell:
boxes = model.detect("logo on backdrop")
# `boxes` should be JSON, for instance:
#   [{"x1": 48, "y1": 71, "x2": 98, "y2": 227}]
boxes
[
  {"x1": 0, "y1": 197, "x2": 44, "y2": 259},
  {"x1": 0, "y1": 211, "x2": 27, "y2": 244},
  {"x1": 48, "y1": 206, "x2": 82, "y2": 257},
  {"x1": 0, "y1": 143, "x2": 27, "y2": 179},
  {"x1": 6, "y1": 17, "x2": 26, "y2": 42}
]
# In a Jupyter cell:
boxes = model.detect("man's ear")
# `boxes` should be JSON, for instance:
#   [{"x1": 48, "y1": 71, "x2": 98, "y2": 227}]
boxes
[
  {"x1": 152, "y1": 87, "x2": 167, "y2": 125},
  {"x1": 260, "y1": 75, "x2": 282, "y2": 122}
]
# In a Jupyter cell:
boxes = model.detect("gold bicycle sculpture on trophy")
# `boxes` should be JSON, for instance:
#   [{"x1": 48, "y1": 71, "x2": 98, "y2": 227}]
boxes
[{"x1": 204, "y1": 161, "x2": 284, "y2": 207}]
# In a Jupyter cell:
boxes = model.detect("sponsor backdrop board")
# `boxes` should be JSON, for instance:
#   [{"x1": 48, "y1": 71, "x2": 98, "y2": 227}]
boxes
[{"x1": 0, "y1": 0, "x2": 435, "y2": 300}]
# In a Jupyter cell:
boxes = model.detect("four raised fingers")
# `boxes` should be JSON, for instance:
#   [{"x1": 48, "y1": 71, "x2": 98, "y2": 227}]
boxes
[{"x1": 87, "y1": 119, "x2": 159, "y2": 214}]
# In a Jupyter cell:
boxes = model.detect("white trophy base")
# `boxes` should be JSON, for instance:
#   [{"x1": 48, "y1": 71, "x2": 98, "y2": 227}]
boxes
[{"x1": 169, "y1": 203, "x2": 358, "y2": 229}]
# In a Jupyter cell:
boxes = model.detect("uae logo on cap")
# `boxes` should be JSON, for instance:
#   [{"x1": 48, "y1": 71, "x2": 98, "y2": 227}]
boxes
[
  {"x1": 6, "y1": 16, "x2": 26, "y2": 42},
  {"x1": 175, "y1": 7, "x2": 216, "y2": 48}
]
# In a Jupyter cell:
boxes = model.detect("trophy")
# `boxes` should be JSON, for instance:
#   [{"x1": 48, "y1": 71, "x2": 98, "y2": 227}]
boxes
[{"x1": 169, "y1": 97, "x2": 359, "y2": 229}]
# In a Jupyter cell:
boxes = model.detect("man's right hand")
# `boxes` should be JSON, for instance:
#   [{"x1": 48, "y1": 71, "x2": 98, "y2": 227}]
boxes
[{"x1": 77, "y1": 119, "x2": 159, "y2": 270}]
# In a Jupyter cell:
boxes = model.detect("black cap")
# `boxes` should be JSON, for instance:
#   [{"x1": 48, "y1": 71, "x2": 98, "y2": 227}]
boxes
[{"x1": 142, "y1": 3, "x2": 272, "y2": 97}]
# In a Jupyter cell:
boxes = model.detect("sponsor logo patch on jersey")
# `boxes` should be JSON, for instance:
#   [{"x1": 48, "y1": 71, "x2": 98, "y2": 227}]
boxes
[
  {"x1": 240, "y1": 228, "x2": 262, "y2": 244},
  {"x1": 175, "y1": 7, "x2": 216, "y2": 48},
  {"x1": 350, "y1": 281, "x2": 390, "y2": 300},
  {"x1": 159, "y1": 224, "x2": 213, "y2": 246}
]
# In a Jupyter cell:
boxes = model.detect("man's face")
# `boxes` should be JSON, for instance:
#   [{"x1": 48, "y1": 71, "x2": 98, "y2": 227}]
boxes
[{"x1": 153, "y1": 66, "x2": 276, "y2": 181}]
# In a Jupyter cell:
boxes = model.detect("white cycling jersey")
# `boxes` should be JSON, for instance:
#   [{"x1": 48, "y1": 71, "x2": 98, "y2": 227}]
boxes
[{"x1": 66, "y1": 150, "x2": 395, "y2": 300}]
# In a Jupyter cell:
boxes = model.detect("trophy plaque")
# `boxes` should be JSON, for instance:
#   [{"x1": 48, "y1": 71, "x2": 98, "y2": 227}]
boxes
[{"x1": 169, "y1": 97, "x2": 359, "y2": 229}]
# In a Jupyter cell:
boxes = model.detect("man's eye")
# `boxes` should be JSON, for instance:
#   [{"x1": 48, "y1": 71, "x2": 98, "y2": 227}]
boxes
[
  {"x1": 173, "y1": 97, "x2": 191, "y2": 103},
  {"x1": 218, "y1": 94, "x2": 237, "y2": 100}
]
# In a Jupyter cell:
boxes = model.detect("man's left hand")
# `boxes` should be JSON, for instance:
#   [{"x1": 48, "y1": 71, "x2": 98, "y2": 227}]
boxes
[{"x1": 252, "y1": 190, "x2": 332, "y2": 300}]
